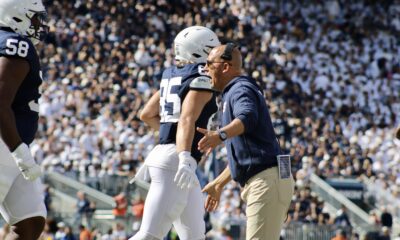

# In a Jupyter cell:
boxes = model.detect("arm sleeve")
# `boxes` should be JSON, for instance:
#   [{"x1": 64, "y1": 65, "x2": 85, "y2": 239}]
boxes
[{"x1": 232, "y1": 85, "x2": 259, "y2": 133}]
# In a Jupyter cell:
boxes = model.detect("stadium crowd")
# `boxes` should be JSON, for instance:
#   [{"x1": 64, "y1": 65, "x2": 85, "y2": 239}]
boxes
[{"x1": 14, "y1": 0, "x2": 400, "y2": 239}]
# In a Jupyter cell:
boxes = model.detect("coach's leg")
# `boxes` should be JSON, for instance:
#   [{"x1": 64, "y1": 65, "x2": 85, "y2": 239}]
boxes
[
  {"x1": 241, "y1": 167, "x2": 293, "y2": 240},
  {"x1": 277, "y1": 175, "x2": 295, "y2": 229},
  {"x1": 7, "y1": 216, "x2": 45, "y2": 240},
  {"x1": 130, "y1": 167, "x2": 189, "y2": 240},
  {"x1": 262, "y1": 175, "x2": 294, "y2": 240},
  {"x1": 173, "y1": 181, "x2": 205, "y2": 240}
]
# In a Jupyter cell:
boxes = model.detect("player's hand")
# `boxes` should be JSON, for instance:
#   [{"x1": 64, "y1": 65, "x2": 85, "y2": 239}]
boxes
[
  {"x1": 129, "y1": 163, "x2": 150, "y2": 184},
  {"x1": 202, "y1": 182, "x2": 223, "y2": 212},
  {"x1": 174, "y1": 151, "x2": 198, "y2": 189},
  {"x1": 12, "y1": 143, "x2": 42, "y2": 181},
  {"x1": 197, "y1": 127, "x2": 221, "y2": 155}
]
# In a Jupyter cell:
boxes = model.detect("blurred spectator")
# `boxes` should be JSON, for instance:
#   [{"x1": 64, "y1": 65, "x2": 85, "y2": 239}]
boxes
[
  {"x1": 86, "y1": 201, "x2": 97, "y2": 229},
  {"x1": 378, "y1": 226, "x2": 391, "y2": 240},
  {"x1": 131, "y1": 195, "x2": 144, "y2": 233},
  {"x1": 40, "y1": 222, "x2": 55, "y2": 240},
  {"x1": 112, "y1": 192, "x2": 128, "y2": 219},
  {"x1": 331, "y1": 229, "x2": 347, "y2": 240},
  {"x1": 369, "y1": 210, "x2": 381, "y2": 225},
  {"x1": 62, "y1": 226, "x2": 77, "y2": 240},
  {"x1": 79, "y1": 225, "x2": 91, "y2": 240},
  {"x1": 334, "y1": 205, "x2": 352, "y2": 228},
  {"x1": 55, "y1": 222, "x2": 66, "y2": 240},
  {"x1": 75, "y1": 191, "x2": 91, "y2": 227},
  {"x1": 100, "y1": 229, "x2": 113, "y2": 240},
  {"x1": 351, "y1": 232, "x2": 360, "y2": 240},
  {"x1": 214, "y1": 227, "x2": 233, "y2": 240},
  {"x1": 90, "y1": 228, "x2": 102, "y2": 240},
  {"x1": 40, "y1": 218, "x2": 58, "y2": 240},
  {"x1": 286, "y1": 185, "x2": 332, "y2": 224},
  {"x1": 44, "y1": 185, "x2": 53, "y2": 213},
  {"x1": 380, "y1": 207, "x2": 393, "y2": 229},
  {"x1": 111, "y1": 222, "x2": 126, "y2": 239}
]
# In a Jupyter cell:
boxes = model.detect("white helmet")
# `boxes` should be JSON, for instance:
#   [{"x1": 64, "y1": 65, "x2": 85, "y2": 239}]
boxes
[
  {"x1": 0, "y1": 0, "x2": 48, "y2": 45},
  {"x1": 174, "y1": 26, "x2": 220, "y2": 63}
]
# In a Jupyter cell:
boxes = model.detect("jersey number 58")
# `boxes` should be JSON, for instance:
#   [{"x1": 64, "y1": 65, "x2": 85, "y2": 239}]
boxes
[{"x1": 5, "y1": 39, "x2": 29, "y2": 58}]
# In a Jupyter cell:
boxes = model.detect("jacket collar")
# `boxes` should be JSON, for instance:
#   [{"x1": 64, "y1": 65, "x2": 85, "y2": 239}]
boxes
[{"x1": 222, "y1": 76, "x2": 246, "y2": 96}]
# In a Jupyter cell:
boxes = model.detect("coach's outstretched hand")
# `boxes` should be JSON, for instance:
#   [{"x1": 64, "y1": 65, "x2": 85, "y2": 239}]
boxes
[
  {"x1": 202, "y1": 182, "x2": 223, "y2": 212},
  {"x1": 12, "y1": 143, "x2": 42, "y2": 181},
  {"x1": 197, "y1": 127, "x2": 222, "y2": 155}
]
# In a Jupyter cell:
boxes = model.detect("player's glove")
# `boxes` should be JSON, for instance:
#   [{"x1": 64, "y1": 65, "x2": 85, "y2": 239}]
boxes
[
  {"x1": 11, "y1": 143, "x2": 42, "y2": 181},
  {"x1": 174, "y1": 151, "x2": 198, "y2": 189},
  {"x1": 129, "y1": 163, "x2": 150, "y2": 184}
]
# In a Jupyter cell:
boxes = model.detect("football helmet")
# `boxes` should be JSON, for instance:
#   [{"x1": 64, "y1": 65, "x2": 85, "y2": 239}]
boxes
[
  {"x1": 0, "y1": 0, "x2": 48, "y2": 45},
  {"x1": 174, "y1": 26, "x2": 220, "y2": 63}
]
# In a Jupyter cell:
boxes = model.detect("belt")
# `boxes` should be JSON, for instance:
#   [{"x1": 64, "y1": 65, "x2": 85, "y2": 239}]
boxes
[{"x1": 240, "y1": 159, "x2": 278, "y2": 187}]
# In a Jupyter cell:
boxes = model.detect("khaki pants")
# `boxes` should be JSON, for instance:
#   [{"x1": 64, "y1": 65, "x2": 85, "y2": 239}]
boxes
[{"x1": 241, "y1": 167, "x2": 295, "y2": 240}]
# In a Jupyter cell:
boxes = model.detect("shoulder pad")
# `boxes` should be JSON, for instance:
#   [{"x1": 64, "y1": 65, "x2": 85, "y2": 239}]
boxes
[{"x1": 189, "y1": 76, "x2": 213, "y2": 90}]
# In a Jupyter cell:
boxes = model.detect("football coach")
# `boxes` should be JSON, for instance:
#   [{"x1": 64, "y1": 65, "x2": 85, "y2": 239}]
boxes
[{"x1": 197, "y1": 43, "x2": 295, "y2": 240}]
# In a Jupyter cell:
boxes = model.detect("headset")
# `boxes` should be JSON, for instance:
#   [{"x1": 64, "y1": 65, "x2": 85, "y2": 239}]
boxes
[{"x1": 220, "y1": 42, "x2": 237, "y2": 61}]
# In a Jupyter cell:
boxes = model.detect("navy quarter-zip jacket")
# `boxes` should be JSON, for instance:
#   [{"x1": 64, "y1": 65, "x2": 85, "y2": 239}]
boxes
[{"x1": 221, "y1": 76, "x2": 280, "y2": 186}]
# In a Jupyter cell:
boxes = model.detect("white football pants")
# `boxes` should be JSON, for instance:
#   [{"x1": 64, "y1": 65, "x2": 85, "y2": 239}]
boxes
[
  {"x1": 0, "y1": 139, "x2": 46, "y2": 225},
  {"x1": 130, "y1": 144, "x2": 205, "y2": 240}
]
